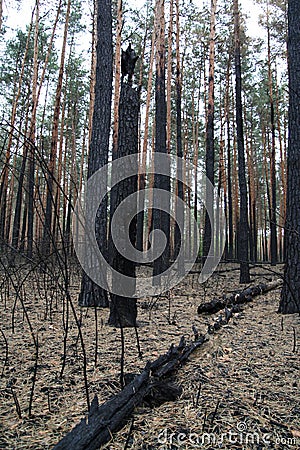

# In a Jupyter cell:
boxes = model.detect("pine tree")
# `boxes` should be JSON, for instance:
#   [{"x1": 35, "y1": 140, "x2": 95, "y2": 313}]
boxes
[
  {"x1": 78, "y1": 0, "x2": 113, "y2": 307},
  {"x1": 152, "y1": 0, "x2": 170, "y2": 285},
  {"x1": 279, "y1": 0, "x2": 300, "y2": 314},
  {"x1": 233, "y1": 0, "x2": 250, "y2": 283},
  {"x1": 203, "y1": 0, "x2": 217, "y2": 261}
]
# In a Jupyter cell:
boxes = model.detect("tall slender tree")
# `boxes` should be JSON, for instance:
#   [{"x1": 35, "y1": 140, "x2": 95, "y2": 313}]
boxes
[
  {"x1": 233, "y1": 0, "x2": 250, "y2": 283},
  {"x1": 42, "y1": 0, "x2": 71, "y2": 258},
  {"x1": 108, "y1": 82, "x2": 139, "y2": 327},
  {"x1": 152, "y1": 0, "x2": 170, "y2": 284},
  {"x1": 266, "y1": 3, "x2": 278, "y2": 266},
  {"x1": 136, "y1": 25, "x2": 156, "y2": 252},
  {"x1": 0, "y1": 0, "x2": 2, "y2": 33},
  {"x1": 0, "y1": 14, "x2": 34, "y2": 244},
  {"x1": 203, "y1": 0, "x2": 217, "y2": 261},
  {"x1": 279, "y1": 0, "x2": 300, "y2": 314},
  {"x1": 112, "y1": 0, "x2": 122, "y2": 160},
  {"x1": 78, "y1": 0, "x2": 113, "y2": 307},
  {"x1": 225, "y1": 53, "x2": 234, "y2": 260},
  {"x1": 174, "y1": 0, "x2": 184, "y2": 274}
]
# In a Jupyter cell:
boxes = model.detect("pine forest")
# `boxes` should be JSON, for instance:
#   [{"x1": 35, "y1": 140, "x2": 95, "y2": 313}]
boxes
[{"x1": 0, "y1": 0, "x2": 299, "y2": 448}]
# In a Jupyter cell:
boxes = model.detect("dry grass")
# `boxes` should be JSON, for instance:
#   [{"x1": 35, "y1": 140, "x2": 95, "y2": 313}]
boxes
[{"x1": 0, "y1": 263, "x2": 299, "y2": 449}]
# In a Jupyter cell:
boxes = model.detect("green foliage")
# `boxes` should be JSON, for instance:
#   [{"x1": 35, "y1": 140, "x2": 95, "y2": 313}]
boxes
[{"x1": 0, "y1": 23, "x2": 58, "y2": 108}]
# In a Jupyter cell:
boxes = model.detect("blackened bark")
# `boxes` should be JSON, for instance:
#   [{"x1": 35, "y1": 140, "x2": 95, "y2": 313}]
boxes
[
  {"x1": 203, "y1": 0, "x2": 217, "y2": 261},
  {"x1": 53, "y1": 334, "x2": 206, "y2": 450},
  {"x1": 234, "y1": 0, "x2": 250, "y2": 283},
  {"x1": 11, "y1": 146, "x2": 28, "y2": 251},
  {"x1": 78, "y1": 0, "x2": 113, "y2": 307},
  {"x1": 252, "y1": 202, "x2": 258, "y2": 262},
  {"x1": 27, "y1": 148, "x2": 35, "y2": 258},
  {"x1": 174, "y1": 0, "x2": 184, "y2": 274},
  {"x1": 226, "y1": 60, "x2": 234, "y2": 260},
  {"x1": 136, "y1": 175, "x2": 145, "y2": 252},
  {"x1": 153, "y1": 0, "x2": 170, "y2": 285},
  {"x1": 108, "y1": 84, "x2": 139, "y2": 327},
  {"x1": 279, "y1": 0, "x2": 300, "y2": 314},
  {"x1": 198, "y1": 279, "x2": 282, "y2": 315}
]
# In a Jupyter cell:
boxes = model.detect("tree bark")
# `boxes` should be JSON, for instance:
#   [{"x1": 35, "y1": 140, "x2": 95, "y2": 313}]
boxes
[
  {"x1": 279, "y1": 0, "x2": 300, "y2": 314},
  {"x1": 174, "y1": 0, "x2": 184, "y2": 274},
  {"x1": 267, "y1": 11, "x2": 278, "y2": 266},
  {"x1": 108, "y1": 84, "x2": 139, "y2": 327},
  {"x1": 225, "y1": 55, "x2": 234, "y2": 260},
  {"x1": 152, "y1": 0, "x2": 170, "y2": 285},
  {"x1": 136, "y1": 26, "x2": 156, "y2": 253},
  {"x1": 198, "y1": 279, "x2": 282, "y2": 315},
  {"x1": 0, "y1": 0, "x2": 2, "y2": 33},
  {"x1": 203, "y1": 0, "x2": 217, "y2": 261},
  {"x1": 79, "y1": 0, "x2": 113, "y2": 307},
  {"x1": 234, "y1": 0, "x2": 250, "y2": 283},
  {"x1": 112, "y1": 0, "x2": 122, "y2": 160},
  {"x1": 53, "y1": 334, "x2": 206, "y2": 450},
  {"x1": 42, "y1": 0, "x2": 71, "y2": 258}
]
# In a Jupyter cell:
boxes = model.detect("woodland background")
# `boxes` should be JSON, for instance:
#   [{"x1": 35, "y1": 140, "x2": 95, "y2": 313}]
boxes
[{"x1": 0, "y1": 0, "x2": 299, "y2": 448}]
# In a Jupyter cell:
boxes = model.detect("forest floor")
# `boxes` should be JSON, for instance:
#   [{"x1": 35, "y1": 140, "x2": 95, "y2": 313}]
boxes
[{"x1": 0, "y1": 262, "x2": 299, "y2": 449}]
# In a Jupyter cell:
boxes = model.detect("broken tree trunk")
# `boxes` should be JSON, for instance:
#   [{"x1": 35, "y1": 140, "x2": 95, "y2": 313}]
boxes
[
  {"x1": 197, "y1": 279, "x2": 282, "y2": 315},
  {"x1": 108, "y1": 82, "x2": 139, "y2": 327},
  {"x1": 53, "y1": 334, "x2": 207, "y2": 450},
  {"x1": 54, "y1": 290, "x2": 249, "y2": 450}
]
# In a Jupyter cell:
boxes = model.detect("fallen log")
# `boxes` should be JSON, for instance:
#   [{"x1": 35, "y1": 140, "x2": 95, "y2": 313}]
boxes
[
  {"x1": 197, "y1": 279, "x2": 282, "y2": 315},
  {"x1": 54, "y1": 334, "x2": 207, "y2": 450},
  {"x1": 55, "y1": 279, "x2": 261, "y2": 449}
]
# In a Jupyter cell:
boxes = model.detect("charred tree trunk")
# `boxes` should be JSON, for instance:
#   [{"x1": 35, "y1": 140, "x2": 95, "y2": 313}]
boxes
[
  {"x1": 279, "y1": 0, "x2": 300, "y2": 314},
  {"x1": 112, "y1": 0, "x2": 122, "y2": 160},
  {"x1": 78, "y1": 0, "x2": 113, "y2": 307},
  {"x1": 53, "y1": 333, "x2": 206, "y2": 450},
  {"x1": 234, "y1": 0, "x2": 250, "y2": 283},
  {"x1": 174, "y1": 0, "x2": 184, "y2": 273},
  {"x1": 198, "y1": 279, "x2": 282, "y2": 315},
  {"x1": 136, "y1": 26, "x2": 155, "y2": 253},
  {"x1": 108, "y1": 83, "x2": 139, "y2": 328},
  {"x1": 225, "y1": 56, "x2": 234, "y2": 260},
  {"x1": 203, "y1": 0, "x2": 217, "y2": 261},
  {"x1": 152, "y1": 0, "x2": 170, "y2": 285}
]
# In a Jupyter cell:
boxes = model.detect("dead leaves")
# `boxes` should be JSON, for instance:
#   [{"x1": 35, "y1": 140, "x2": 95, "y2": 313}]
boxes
[{"x1": 0, "y1": 264, "x2": 299, "y2": 449}]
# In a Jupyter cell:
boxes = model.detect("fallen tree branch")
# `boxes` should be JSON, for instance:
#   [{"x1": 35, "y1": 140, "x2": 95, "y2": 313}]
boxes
[
  {"x1": 55, "y1": 277, "x2": 266, "y2": 449},
  {"x1": 197, "y1": 279, "x2": 282, "y2": 315},
  {"x1": 54, "y1": 334, "x2": 207, "y2": 450}
]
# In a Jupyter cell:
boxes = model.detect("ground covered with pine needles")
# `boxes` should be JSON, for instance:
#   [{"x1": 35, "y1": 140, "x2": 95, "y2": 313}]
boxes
[{"x1": 0, "y1": 263, "x2": 299, "y2": 449}]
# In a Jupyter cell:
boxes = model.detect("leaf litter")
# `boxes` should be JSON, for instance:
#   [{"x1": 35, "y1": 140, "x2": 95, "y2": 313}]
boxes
[{"x1": 0, "y1": 263, "x2": 299, "y2": 449}]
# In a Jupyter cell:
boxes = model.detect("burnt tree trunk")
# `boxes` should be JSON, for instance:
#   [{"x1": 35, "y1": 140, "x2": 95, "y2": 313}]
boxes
[
  {"x1": 174, "y1": 0, "x2": 184, "y2": 274},
  {"x1": 53, "y1": 334, "x2": 207, "y2": 450},
  {"x1": 78, "y1": 0, "x2": 113, "y2": 307},
  {"x1": 152, "y1": 0, "x2": 170, "y2": 285},
  {"x1": 225, "y1": 55, "x2": 234, "y2": 260},
  {"x1": 279, "y1": 0, "x2": 300, "y2": 314},
  {"x1": 234, "y1": 0, "x2": 250, "y2": 283},
  {"x1": 198, "y1": 279, "x2": 282, "y2": 315},
  {"x1": 203, "y1": 0, "x2": 217, "y2": 261},
  {"x1": 108, "y1": 83, "x2": 139, "y2": 327}
]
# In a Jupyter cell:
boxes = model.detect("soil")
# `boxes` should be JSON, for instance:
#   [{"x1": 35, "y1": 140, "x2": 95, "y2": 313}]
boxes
[{"x1": 0, "y1": 263, "x2": 299, "y2": 449}]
